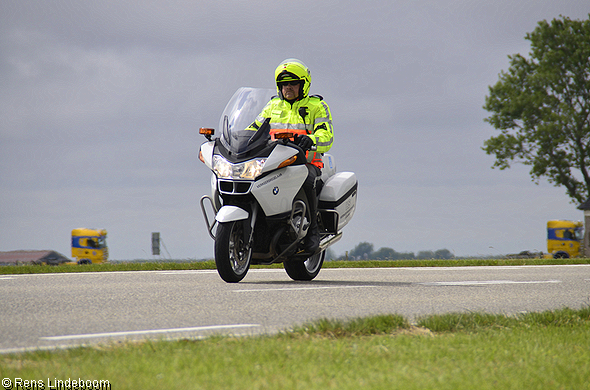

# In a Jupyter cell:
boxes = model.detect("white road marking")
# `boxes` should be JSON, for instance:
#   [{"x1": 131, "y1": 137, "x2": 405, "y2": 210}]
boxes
[
  {"x1": 233, "y1": 285, "x2": 378, "y2": 293},
  {"x1": 0, "y1": 277, "x2": 15, "y2": 280},
  {"x1": 158, "y1": 270, "x2": 218, "y2": 275},
  {"x1": 40, "y1": 324, "x2": 261, "y2": 341},
  {"x1": 419, "y1": 280, "x2": 562, "y2": 286}
]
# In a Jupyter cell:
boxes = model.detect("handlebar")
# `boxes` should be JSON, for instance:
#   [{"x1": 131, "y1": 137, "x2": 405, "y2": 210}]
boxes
[{"x1": 280, "y1": 139, "x2": 312, "y2": 164}]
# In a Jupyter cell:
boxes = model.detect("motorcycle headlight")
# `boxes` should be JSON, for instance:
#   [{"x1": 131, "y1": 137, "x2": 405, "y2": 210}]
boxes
[{"x1": 213, "y1": 155, "x2": 267, "y2": 180}]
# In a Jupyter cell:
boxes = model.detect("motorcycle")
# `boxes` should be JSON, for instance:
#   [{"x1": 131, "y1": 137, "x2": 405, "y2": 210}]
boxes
[{"x1": 198, "y1": 87, "x2": 357, "y2": 283}]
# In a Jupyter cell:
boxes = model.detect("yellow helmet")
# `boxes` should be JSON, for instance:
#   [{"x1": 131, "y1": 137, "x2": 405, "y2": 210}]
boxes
[{"x1": 274, "y1": 58, "x2": 311, "y2": 99}]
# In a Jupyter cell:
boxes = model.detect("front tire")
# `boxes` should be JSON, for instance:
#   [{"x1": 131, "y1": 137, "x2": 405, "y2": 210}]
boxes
[
  {"x1": 284, "y1": 250, "x2": 325, "y2": 281},
  {"x1": 215, "y1": 221, "x2": 252, "y2": 283}
]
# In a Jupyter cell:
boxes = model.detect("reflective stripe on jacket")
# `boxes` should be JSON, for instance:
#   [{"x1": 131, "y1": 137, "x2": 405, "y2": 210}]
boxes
[{"x1": 249, "y1": 95, "x2": 334, "y2": 168}]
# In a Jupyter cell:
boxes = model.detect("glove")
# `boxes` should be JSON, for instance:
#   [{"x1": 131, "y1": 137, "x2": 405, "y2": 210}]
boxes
[{"x1": 297, "y1": 135, "x2": 314, "y2": 151}]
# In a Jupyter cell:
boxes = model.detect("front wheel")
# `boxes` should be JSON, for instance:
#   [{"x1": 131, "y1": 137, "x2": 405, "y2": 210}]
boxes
[
  {"x1": 215, "y1": 221, "x2": 252, "y2": 283},
  {"x1": 284, "y1": 250, "x2": 325, "y2": 281}
]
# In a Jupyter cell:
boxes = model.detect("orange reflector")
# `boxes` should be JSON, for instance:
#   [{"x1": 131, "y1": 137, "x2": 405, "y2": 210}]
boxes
[
  {"x1": 274, "y1": 132, "x2": 294, "y2": 140},
  {"x1": 200, "y1": 127, "x2": 215, "y2": 136},
  {"x1": 277, "y1": 156, "x2": 297, "y2": 169},
  {"x1": 199, "y1": 151, "x2": 205, "y2": 163}
]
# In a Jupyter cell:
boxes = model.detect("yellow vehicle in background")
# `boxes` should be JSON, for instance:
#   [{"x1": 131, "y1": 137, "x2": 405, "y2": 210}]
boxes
[
  {"x1": 71, "y1": 228, "x2": 108, "y2": 264},
  {"x1": 546, "y1": 220, "x2": 583, "y2": 259}
]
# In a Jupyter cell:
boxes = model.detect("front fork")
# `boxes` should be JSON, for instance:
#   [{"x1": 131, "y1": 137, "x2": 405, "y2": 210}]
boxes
[{"x1": 245, "y1": 204, "x2": 258, "y2": 251}]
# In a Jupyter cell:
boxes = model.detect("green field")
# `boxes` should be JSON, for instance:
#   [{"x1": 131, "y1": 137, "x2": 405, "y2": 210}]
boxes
[
  {"x1": 2, "y1": 257, "x2": 590, "y2": 274},
  {"x1": 2, "y1": 309, "x2": 589, "y2": 389}
]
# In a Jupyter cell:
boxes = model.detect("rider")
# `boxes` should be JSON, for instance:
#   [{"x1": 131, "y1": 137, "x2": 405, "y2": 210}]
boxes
[{"x1": 248, "y1": 59, "x2": 334, "y2": 253}]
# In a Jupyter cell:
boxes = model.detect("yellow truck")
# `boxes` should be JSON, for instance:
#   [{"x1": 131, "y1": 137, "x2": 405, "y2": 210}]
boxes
[
  {"x1": 506, "y1": 220, "x2": 584, "y2": 259},
  {"x1": 71, "y1": 228, "x2": 109, "y2": 264},
  {"x1": 546, "y1": 220, "x2": 583, "y2": 259}
]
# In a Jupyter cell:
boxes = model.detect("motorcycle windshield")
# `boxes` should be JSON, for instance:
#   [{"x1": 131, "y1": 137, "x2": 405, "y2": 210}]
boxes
[{"x1": 219, "y1": 87, "x2": 276, "y2": 155}]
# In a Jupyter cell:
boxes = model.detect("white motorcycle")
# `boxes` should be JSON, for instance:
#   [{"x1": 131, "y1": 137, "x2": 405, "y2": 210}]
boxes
[{"x1": 199, "y1": 87, "x2": 357, "y2": 283}]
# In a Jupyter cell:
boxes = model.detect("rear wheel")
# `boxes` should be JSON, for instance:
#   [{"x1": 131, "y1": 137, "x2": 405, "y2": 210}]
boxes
[
  {"x1": 215, "y1": 221, "x2": 252, "y2": 283},
  {"x1": 284, "y1": 250, "x2": 325, "y2": 281}
]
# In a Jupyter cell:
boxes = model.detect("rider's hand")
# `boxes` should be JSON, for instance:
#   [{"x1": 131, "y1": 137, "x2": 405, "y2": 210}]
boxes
[{"x1": 297, "y1": 135, "x2": 314, "y2": 151}]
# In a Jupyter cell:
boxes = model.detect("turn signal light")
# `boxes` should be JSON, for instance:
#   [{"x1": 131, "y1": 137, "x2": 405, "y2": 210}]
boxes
[
  {"x1": 200, "y1": 128, "x2": 215, "y2": 136},
  {"x1": 277, "y1": 156, "x2": 297, "y2": 169}
]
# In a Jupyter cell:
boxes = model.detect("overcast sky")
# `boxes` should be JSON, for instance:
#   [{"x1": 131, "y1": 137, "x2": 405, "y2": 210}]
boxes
[{"x1": 1, "y1": 1, "x2": 589, "y2": 260}]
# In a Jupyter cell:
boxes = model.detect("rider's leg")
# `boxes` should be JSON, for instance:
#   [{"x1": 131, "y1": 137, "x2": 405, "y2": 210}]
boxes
[{"x1": 303, "y1": 164, "x2": 321, "y2": 253}]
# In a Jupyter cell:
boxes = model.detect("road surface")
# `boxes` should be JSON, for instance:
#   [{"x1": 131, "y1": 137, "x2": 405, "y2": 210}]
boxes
[{"x1": 1, "y1": 265, "x2": 589, "y2": 353}]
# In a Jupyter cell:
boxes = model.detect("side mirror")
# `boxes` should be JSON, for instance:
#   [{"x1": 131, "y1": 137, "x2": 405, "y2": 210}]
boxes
[{"x1": 200, "y1": 127, "x2": 215, "y2": 141}]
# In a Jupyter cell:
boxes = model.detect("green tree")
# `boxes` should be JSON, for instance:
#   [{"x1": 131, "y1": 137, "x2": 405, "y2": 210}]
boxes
[
  {"x1": 372, "y1": 247, "x2": 416, "y2": 260},
  {"x1": 349, "y1": 242, "x2": 374, "y2": 260},
  {"x1": 483, "y1": 15, "x2": 590, "y2": 203},
  {"x1": 434, "y1": 249, "x2": 454, "y2": 259},
  {"x1": 373, "y1": 247, "x2": 397, "y2": 260},
  {"x1": 397, "y1": 251, "x2": 416, "y2": 260},
  {"x1": 417, "y1": 250, "x2": 435, "y2": 260}
]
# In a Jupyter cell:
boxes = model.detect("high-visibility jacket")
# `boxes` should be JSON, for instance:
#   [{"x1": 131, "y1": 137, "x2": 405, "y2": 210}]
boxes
[{"x1": 249, "y1": 95, "x2": 334, "y2": 168}]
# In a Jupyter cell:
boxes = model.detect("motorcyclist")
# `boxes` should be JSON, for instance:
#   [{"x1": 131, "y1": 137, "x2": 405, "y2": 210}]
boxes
[{"x1": 248, "y1": 59, "x2": 334, "y2": 253}]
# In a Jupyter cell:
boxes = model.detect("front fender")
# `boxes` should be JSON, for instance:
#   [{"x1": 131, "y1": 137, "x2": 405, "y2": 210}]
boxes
[{"x1": 216, "y1": 205, "x2": 249, "y2": 223}]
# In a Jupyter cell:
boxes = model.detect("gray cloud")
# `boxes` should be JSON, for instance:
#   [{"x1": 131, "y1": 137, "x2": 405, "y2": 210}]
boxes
[{"x1": 1, "y1": 0, "x2": 588, "y2": 259}]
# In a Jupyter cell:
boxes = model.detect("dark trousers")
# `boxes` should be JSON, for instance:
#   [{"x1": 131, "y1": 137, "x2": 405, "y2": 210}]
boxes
[{"x1": 303, "y1": 164, "x2": 322, "y2": 226}]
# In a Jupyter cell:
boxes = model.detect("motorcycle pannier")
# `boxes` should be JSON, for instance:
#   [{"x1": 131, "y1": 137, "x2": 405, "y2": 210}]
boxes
[{"x1": 318, "y1": 172, "x2": 357, "y2": 232}]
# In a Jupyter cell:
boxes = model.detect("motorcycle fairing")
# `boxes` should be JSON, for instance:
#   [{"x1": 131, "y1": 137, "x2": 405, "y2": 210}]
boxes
[{"x1": 251, "y1": 165, "x2": 307, "y2": 216}]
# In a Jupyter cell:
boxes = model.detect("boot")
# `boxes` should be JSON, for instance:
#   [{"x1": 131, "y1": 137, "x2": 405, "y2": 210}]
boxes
[{"x1": 304, "y1": 217, "x2": 320, "y2": 254}]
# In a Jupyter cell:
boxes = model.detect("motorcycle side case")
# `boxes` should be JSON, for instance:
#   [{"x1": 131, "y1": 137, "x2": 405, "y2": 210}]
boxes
[
  {"x1": 320, "y1": 154, "x2": 337, "y2": 183},
  {"x1": 318, "y1": 172, "x2": 357, "y2": 232}
]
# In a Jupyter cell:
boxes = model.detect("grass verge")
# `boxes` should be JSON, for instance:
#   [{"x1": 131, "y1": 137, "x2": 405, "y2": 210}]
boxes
[
  {"x1": 2, "y1": 257, "x2": 590, "y2": 274},
  {"x1": 2, "y1": 308, "x2": 589, "y2": 389}
]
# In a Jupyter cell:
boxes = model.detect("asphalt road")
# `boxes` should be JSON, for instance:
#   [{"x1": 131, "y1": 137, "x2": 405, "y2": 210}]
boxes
[{"x1": 1, "y1": 265, "x2": 589, "y2": 353}]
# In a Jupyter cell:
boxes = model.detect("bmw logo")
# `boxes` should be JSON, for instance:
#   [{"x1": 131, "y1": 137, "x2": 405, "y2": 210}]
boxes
[{"x1": 273, "y1": 187, "x2": 279, "y2": 195}]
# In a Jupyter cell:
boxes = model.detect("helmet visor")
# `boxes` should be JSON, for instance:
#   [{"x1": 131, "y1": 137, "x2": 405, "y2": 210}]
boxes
[{"x1": 276, "y1": 71, "x2": 300, "y2": 82}]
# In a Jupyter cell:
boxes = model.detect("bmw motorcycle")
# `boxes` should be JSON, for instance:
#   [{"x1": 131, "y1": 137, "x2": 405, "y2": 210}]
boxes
[{"x1": 199, "y1": 87, "x2": 357, "y2": 283}]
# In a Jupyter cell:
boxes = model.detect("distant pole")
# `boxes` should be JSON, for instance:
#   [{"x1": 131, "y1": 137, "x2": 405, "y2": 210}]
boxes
[{"x1": 152, "y1": 232, "x2": 160, "y2": 256}]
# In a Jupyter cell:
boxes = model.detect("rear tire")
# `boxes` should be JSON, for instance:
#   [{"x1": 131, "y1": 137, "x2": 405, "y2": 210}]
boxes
[
  {"x1": 215, "y1": 221, "x2": 252, "y2": 283},
  {"x1": 284, "y1": 250, "x2": 325, "y2": 281}
]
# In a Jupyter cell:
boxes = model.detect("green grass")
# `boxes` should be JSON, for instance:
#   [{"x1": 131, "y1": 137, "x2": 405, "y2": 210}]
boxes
[
  {"x1": 2, "y1": 257, "x2": 589, "y2": 274},
  {"x1": 2, "y1": 309, "x2": 589, "y2": 389},
  {"x1": 416, "y1": 306, "x2": 590, "y2": 332},
  {"x1": 0, "y1": 260, "x2": 218, "y2": 274}
]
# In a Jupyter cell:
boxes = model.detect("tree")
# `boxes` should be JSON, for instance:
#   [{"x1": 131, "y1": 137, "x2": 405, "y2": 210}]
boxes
[
  {"x1": 434, "y1": 249, "x2": 454, "y2": 259},
  {"x1": 349, "y1": 242, "x2": 374, "y2": 260},
  {"x1": 372, "y1": 247, "x2": 397, "y2": 260},
  {"x1": 417, "y1": 250, "x2": 435, "y2": 260},
  {"x1": 483, "y1": 15, "x2": 590, "y2": 203}
]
